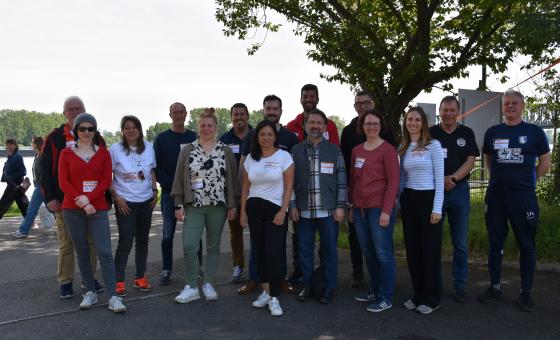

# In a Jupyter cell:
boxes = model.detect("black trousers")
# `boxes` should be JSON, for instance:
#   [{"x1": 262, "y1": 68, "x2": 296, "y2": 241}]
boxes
[
  {"x1": 0, "y1": 183, "x2": 29, "y2": 219},
  {"x1": 400, "y1": 188, "x2": 443, "y2": 308},
  {"x1": 247, "y1": 197, "x2": 287, "y2": 297}
]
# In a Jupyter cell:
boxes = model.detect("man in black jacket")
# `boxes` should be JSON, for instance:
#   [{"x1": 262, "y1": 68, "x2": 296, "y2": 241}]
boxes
[{"x1": 41, "y1": 96, "x2": 100, "y2": 299}]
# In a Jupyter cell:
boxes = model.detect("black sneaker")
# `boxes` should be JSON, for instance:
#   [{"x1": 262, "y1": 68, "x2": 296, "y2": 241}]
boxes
[
  {"x1": 160, "y1": 270, "x2": 171, "y2": 286},
  {"x1": 519, "y1": 291, "x2": 535, "y2": 312},
  {"x1": 478, "y1": 287, "x2": 502, "y2": 303},
  {"x1": 453, "y1": 289, "x2": 468, "y2": 303},
  {"x1": 59, "y1": 282, "x2": 74, "y2": 299}
]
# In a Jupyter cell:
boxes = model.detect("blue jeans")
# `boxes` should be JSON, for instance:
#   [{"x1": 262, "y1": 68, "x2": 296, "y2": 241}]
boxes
[
  {"x1": 18, "y1": 186, "x2": 43, "y2": 234},
  {"x1": 442, "y1": 180, "x2": 470, "y2": 291},
  {"x1": 297, "y1": 216, "x2": 339, "y2": 290},
  {"x1": 353, "y1": 207, "x2": 396, "y2": 303}
]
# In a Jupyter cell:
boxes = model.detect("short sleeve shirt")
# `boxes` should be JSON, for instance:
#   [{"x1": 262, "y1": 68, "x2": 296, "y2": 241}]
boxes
[
  {"x1": 244, "y1": 149, "x2": 293, "y2": 207},
  {"x1": 483, "y1": 122, "x2": 550, "y2": 192},
  {"x1": 110, "y1": 141, "x2": 157, "y2": 202},
  {"x1": 188, "y1": 140, "x2": 227, "y2": 207},
  {"x1": 429, "y1": 124, "x2": 480, "y2": 180}
]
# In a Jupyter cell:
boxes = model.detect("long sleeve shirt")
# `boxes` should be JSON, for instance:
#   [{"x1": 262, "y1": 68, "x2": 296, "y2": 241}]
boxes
[
  {"x1": 399, "y1": 140, "x2": 444, "y2": 214},
  {"x1": 349, "y1": 142, "x2": 399, "y2": 214},
  {"x1": 58, "y1": 147, "x2": 112, "y2": 210},
  {"x1": 1, "y1": 151, "x2": 26, "y2": 186}
]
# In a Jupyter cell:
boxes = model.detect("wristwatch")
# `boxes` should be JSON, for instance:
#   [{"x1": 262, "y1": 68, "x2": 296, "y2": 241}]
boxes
[{"x1": 174, "y1": 205, "x2": 183, "y2": 210}]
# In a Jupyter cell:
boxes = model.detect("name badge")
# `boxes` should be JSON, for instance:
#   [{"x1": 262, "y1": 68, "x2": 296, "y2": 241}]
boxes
[
  {"x1": 494, "y1": 139, "x2": 509, "y2": 150},
  {"x1": 354, "y1": 158, "x2": 365, "y2": 168},
  {"x1": 264, "y1": 162, "x2": 279, "y2": 170},
  {"x1": 442, "y1": 148, "x2": 448, "y2": 159},
  {"x1": 323, "y1": 131, "x2": 330, "y2": 140},
  {"x1": 83, "y1": 181, "x2": 98, "y2": 193},
  {"x1": 320, "y1": 162, "x2": 334, "y2": 174},
  {"x1": 66, "y1": 140, "x2": 76, "y2": 148},
  {"x1": 192, "y1": 178, "x2": 204, "y2": 189},
  {"x1": 230, "y1": 144, "x2": 240, "y2": 154},
  {"x1": 412, "y1": 150, "x2": 424, "y2": 159}
]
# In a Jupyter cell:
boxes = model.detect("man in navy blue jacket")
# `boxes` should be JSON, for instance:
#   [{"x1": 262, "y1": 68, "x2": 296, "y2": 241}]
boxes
[{"x1": 154, "y1": 102, "x2": 197, "y2": 285}]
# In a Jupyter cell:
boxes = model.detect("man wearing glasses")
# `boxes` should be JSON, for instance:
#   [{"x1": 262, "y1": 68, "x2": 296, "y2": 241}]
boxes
[{"x1": 340, "y1": 91, "x2": 396, "y2": 288}]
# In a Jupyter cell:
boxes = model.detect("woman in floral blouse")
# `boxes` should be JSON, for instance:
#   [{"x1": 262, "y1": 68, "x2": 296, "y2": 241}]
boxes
[{"x1": 171, "y1": 108, "x2": 239, "y2": 304}]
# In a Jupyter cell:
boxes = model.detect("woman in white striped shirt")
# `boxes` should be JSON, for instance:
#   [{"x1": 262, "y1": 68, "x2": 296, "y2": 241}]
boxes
[{"x1": 398, "y1": 106, "x2": 444, "y2": 315}]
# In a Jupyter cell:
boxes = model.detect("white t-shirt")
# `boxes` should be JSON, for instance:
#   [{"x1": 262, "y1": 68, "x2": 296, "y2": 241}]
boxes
[
  {"x1": 109, "y1": 141, "x2": 157, "y2": 202},
  {"x1": 244, "y1": 149, "x2": 293, "y2": 207}
]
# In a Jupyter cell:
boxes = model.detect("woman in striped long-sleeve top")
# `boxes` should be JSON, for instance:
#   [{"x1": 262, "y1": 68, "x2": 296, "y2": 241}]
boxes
[{"x1": 398, "y1": 106, "x2": 444, "y2": 315}]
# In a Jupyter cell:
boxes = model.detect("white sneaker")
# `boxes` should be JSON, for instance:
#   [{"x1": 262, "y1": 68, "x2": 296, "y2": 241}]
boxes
[
  {"x1": 416, "y1": 304, "x2": 439, "y2": 314},
  {"x1": 268, "y1": 297, "x2": 283, "y2": 316},
  {"x1": 175, "y1": 285, "x2": 200, "y2": 304},
  {"x1": 79, "y1": 291, "x2": 98, "y2": 309},
  {"x1": 252, "y1": 291, "x2": 271, "y2": 308},
  {"x1": 108, "y1": 296, "x2": 127, "y2": 313},
  {"x1": 202, "y1": 283, "x2": 218, "y2": 301},
  {"x1": 402, "y1": 299, "x2": 417, "y2": 310}
]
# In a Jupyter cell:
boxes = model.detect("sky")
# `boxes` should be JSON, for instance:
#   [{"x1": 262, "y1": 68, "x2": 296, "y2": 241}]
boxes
[{"x1": 0, "y1": 0, "x2": 547, "y2": 132}]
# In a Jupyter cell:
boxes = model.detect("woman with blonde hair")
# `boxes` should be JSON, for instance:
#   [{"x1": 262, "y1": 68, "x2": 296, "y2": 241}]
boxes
[{"x1": 172, "y1": 108, "x2": 239, "y2": 304}]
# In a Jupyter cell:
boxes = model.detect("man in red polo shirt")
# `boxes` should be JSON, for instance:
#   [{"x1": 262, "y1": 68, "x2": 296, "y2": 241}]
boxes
[
  {"x1": 286, "y1": 84, "x2": 340, "y2": 284},
  {"x1": 286, "y1": 84, "x2": 340, "y2": 145}
]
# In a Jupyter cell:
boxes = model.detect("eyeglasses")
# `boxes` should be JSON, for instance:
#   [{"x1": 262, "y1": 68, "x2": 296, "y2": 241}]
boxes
[
  {"x1": 77, "y1": 126, "x2": 96, "y2": 133},
  {"x1": 354, "y1": 100, "x2": 372, "y2": 107},
  {"x1": 364, "y1": 122, "x2": 380, "y2": 128}
]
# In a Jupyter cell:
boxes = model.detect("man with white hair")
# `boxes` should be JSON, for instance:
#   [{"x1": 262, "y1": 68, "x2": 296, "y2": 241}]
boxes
[
  {"x1": 40, "y1": 96, "x2": 101, "y2": 299},
  {"x1": 478, "y1": 89, "x2": 551, "y2": 312}
]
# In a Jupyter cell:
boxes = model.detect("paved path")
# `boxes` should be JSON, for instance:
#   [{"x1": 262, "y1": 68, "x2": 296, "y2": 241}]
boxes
[{"x1": 0, "y1": 210, "x2": 559, "y2": 339}]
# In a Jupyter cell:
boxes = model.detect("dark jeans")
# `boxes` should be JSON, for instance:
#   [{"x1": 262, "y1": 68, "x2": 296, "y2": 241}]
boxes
[
  {"x1": 485, "y1": 190, "x2": 539, "y2": 292},
  {"x1": 442, "y1": 180, "x2": 470, "y2": 291},
  {"x1": 114, "y1": 199, "x2": 154, "y2": 281},
  {"x1": 247, "y1": 197, "x2": 287, "y2": 297},
  {"x1": 400, "y1": 188, "x2": 443, "y2": 308},
  {"x1": 297, "y1": 216, "x2": 339, "y2": 289},
  {"x1": 347, "y1": 221, "x2": 364, "y2": 279},
  {"x1": 160, "y1": 191, "x2": 201, "y2": 272},
  {"x1": 353, "y1": 207, "x2": 396, "y2": 303},
  {"x1": 0, "y1": 183, "x2": 29, "y2": 219},
  {"x1": 63, "y1": 209, "x2": 116, "y2": 296}
]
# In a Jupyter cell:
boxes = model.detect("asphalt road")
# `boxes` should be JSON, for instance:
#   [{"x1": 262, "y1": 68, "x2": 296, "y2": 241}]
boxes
[{"x1": 1, "y1": 210, "x2": 559, "y2": 339}]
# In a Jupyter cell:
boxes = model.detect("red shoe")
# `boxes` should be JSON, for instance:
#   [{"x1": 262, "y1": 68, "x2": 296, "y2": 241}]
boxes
[
  {"x1": 116, "y1": 281, "x2": 128, "y2": 297},
  {"x1": 133, "y1": 277, "x2": 152, "y2": 292}
]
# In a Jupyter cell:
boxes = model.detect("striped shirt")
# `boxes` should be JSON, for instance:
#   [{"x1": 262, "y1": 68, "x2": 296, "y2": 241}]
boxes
[{"x1": 399, "y1": 140, "x2": 444, "y2": 214}]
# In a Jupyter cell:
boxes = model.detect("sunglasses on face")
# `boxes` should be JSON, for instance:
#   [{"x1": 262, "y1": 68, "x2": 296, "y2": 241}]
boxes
[{"x1": 77, "y1": 126, "x2": 96, "y2": 132}]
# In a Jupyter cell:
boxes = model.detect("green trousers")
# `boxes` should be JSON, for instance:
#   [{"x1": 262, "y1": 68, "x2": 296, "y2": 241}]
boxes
[{"x1": 183, "y1": 205, "x2": 227, "y2": 286}]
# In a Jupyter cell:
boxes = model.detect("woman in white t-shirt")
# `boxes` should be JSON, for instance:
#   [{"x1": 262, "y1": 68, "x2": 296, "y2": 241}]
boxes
[
  {"x1": 240, "y1": 120, "x2": 294, "y2": 317},
  {"x1": 109, "y1": 115, "x2": 158, "y2": 297}
]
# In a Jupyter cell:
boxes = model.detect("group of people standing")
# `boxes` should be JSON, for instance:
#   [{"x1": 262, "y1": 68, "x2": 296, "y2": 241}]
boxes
[{"x1": 2, "y1": 84, "x2": 550, "y2": 316}]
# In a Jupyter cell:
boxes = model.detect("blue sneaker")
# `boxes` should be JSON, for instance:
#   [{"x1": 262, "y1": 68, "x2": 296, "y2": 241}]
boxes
[
  {"x1": 354, "y1": 289, "x2": 376, "y2": 302},
  {"x1": 60, "y1": 282, "x2": 74, "y2": 299},
  {"x1": 367, "y1": 300, "x2": 392, "y2": 313},
  {"x1": 80, "y1": 280, "x2": 104, "y2": 293}
]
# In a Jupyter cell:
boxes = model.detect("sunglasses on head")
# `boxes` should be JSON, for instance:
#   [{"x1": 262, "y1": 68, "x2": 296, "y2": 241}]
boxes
[{"x1": 77, "y1": 126, "x2": 96, "y2": 132}]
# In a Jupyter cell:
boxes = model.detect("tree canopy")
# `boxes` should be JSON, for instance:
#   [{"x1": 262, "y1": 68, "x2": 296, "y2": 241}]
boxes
[
  {"x1": 215, "y1": 0, "x2": 560, "y2": 132},
  {"x1": 0, "y1": 110, "x2": 66, "y2": 145}
]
